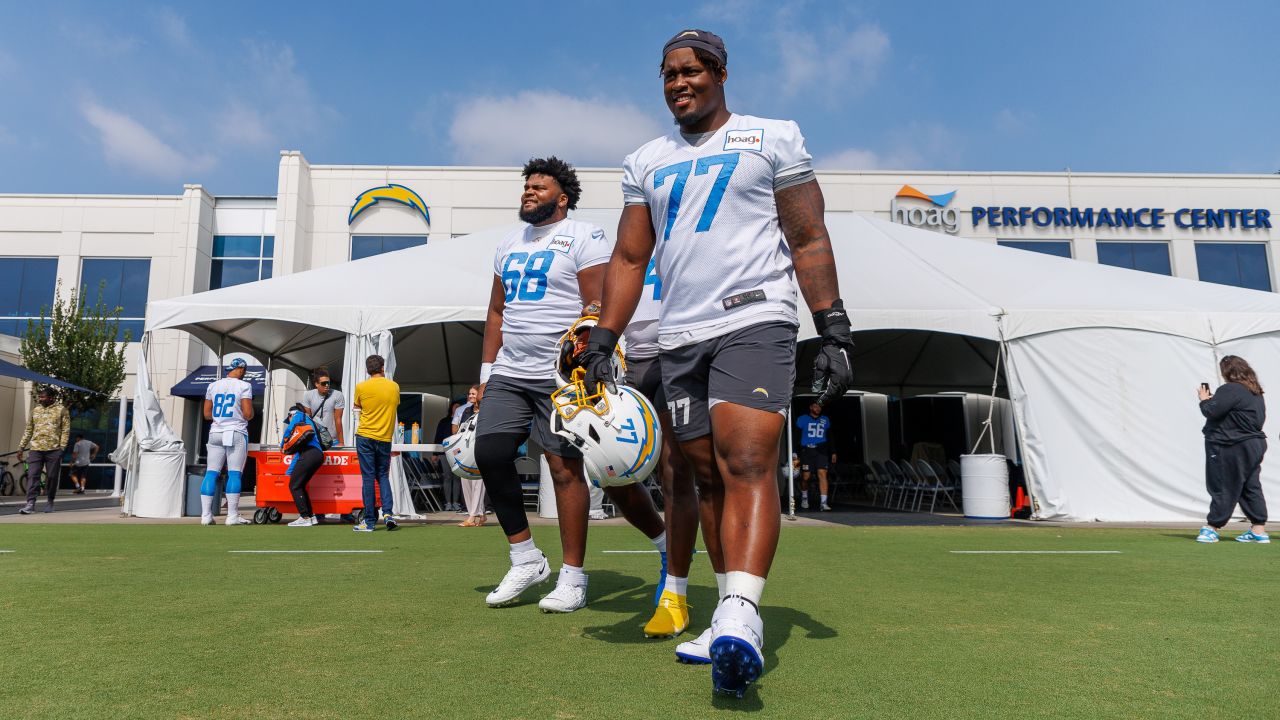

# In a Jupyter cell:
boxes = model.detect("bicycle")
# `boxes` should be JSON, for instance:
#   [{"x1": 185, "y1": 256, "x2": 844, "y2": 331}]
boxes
[{"x1": 0, "y1": 451, "x2": 17, "y2": 496}]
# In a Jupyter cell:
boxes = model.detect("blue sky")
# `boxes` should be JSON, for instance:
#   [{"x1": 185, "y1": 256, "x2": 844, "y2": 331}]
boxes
[{"x1": 1, "y1": 0, "x2": 1278, "y2": 195}]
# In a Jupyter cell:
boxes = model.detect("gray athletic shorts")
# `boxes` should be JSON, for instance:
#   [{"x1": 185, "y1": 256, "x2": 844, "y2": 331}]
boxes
[
  {"x1": 206, "y1": 431, "x2": 249, "y2": 473},
  {"x1": 476, "y1": 374, "x2": 581, "y2": 458},
  {"x1": 625, "y1": 355, "x2": 665, "y2": 409},
  {"x1": 661, "y1": 322, "x2": 797, "y2": 441}
]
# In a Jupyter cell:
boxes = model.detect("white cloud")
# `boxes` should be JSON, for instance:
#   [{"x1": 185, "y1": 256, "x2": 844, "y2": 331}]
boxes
[
  {"x1": 237, "y1": 41, "x2": 339, "y2": 139},
  {"x1": 59, "y1": 20, "x2": 138, "y2": 56},
  {"x1": 153, "y1": 7, "x2": 191, "y2": 47},
  {"x1": 817, "y1": 122, "x2": 960, "y2": 171},
  {"x1": 449, "y1": 91, "x2": 665, "y2": 166},
  {"x1": 81, "y1": 101, "x2": 215, "y2": 179},
  {"x1": 994, "y1": 108, "x2": 1034, "y2": 135},
  {"x1": 775, "y1": 22, "x2": 889, "y2": 100},
  {"x1": 214, "y1": 102, "x2": 273, "y2": 147}
]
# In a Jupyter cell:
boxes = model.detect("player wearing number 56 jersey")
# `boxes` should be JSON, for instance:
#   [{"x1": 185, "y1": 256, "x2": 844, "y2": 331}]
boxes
[
  {"x1": 201, "y1": 357, "x2": 255, "y2": 526},
  {"x1": 476, "y1": 157, "x2": 667, "y2": 615},
  {"x1": 582, "y1": 29, "x2": 855, "y2": 698}
]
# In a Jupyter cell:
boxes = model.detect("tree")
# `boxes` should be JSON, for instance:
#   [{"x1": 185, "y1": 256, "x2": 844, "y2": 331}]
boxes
[{"x1": 20, "y1": 281, "x2": 128, "y2": 414}]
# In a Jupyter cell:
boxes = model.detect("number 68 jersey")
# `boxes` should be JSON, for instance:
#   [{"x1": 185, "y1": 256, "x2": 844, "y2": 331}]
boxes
[
  {"x1": 491, "y1": 217, "x2": 612, "y2": 380},
  {"x1": 621, "y1": 113, "x2": 813, "y2": 349}
]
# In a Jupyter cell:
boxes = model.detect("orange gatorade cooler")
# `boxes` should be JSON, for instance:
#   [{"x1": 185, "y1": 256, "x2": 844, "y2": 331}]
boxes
[{"x1": 248, "y1": 448, "x2": 384, "y2": 524}]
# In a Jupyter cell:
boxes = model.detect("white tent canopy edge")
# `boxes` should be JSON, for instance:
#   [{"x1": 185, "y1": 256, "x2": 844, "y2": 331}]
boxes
[{"x1": 145, "y1": 212, "x2": 1280, "y2": 522}]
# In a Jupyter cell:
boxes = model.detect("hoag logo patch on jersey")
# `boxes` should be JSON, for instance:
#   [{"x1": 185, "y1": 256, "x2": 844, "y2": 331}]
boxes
[
  {"x1": 549, "y1": 235, "x2": 575, "y2": 254},
  {"x1": 724, "y1": 129, "x2": 764, "y2": 152}
]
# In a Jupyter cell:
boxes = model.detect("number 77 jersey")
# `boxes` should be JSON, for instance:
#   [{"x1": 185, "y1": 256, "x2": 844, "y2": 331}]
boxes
[{"x1": 621, "y1": 113, "x2": 814, "y2": 346}]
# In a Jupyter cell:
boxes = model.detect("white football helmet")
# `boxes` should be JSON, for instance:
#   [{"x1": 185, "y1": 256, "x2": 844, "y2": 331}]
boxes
[
  {"x1": 442, "y1": 412, "x2": 482, "y2": 480},
  {"x1": 551, "y1": 384, "x2": 662, "y2": 488}
]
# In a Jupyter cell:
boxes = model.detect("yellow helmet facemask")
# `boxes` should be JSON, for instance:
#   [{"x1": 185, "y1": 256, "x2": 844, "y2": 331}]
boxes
[{"x1": 551, "y1": 316, "x2": 627, "y2": 422}]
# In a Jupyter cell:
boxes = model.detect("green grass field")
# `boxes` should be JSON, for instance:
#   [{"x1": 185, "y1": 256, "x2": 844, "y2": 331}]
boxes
[{"x1": 0, "y1": 521, "x2": 1275, "y2": 719}]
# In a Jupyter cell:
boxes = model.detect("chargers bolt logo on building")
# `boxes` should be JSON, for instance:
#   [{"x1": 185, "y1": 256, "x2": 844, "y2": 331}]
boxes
[
  {"x1": 348, "y1": 184, "x2": 430, "y2": 225},
  {"x1": 891, "y1": 184, "x2": 959, "y2": 235}
]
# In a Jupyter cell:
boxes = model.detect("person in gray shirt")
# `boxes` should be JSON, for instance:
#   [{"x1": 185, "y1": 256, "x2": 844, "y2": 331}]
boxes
[
  {"x1": 301, "y1": 367, "x2": 345, "y2": 447},
  {"x1": 70, "y1": 433, "x2": 99, "y2": 494}
]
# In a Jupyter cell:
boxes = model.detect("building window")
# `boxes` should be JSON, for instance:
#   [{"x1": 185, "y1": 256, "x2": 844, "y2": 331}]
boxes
[
  {"x1": 1096, "y1": 242, "x2": 1172, "y2": 275},
  {"x1": 80, "y1": 258, "x2": 151, "y2": 341},
  {"x1": 1195, "y1": 243, "x2": 1272, "y2": 292},
  {"x1": 997, "y1": 240, "x2": 1072, "y2": 258},
  {"x1": 351, "y1": 235, "x2": 427, "y2": 261},
  {"x1": 0, "y1": 257, "x2": 57, "y2": 337},
  {"x1": 68, "y1": 400, "x2": 132, "y2": 490},
  {"x1": 211, "y1": 235, "x2": 274, "y2": 289}
]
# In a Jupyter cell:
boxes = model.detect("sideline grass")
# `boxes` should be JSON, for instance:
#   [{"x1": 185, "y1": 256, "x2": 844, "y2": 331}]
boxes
[{"x1": 0, "y1": 523, "x2": 1275, "y2": 719}]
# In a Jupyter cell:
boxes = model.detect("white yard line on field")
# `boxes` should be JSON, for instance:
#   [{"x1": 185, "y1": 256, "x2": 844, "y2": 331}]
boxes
[
  {"x1": 229, "y1": 550, "x2": 384, "y2": 554},
  {"x1": 950, "y1": 550, "x2": 1122, "y2": 555}
]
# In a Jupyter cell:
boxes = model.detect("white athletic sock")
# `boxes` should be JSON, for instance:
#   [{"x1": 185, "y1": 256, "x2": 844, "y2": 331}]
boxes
[
  {"x1": 509, "y1": 538, "x2": 538, "y2": 563},
  {"x1": 725, "y1": 571, "x2": 766, "y2": 608},
  {"x1": 559, "y1": 563, "x2": 588, "y2": 586},
  {"x1": 200, "y1": 495, "x2": 214, "y2": 517},
  {"x1": 821, "y1": 494, "x2": 828, "y2": 505},
  {"x1": 715, "y1": 572, "x2": 727, "y2": 602},
  {"x1": 226, "y1": 493, "x2": 241, "y2": 517},
  {"x1": 651, "y1": 530, "x2": 668, "y2": 553},
  {"x1": 665, "y1": 575, "x2": 689, "y2": 596}
]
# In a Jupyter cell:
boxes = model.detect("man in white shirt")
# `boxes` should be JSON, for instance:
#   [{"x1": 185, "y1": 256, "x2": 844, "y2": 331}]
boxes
[
  {"x1": 70, "y1": 434, "x2": 99, "y2": 494},
  {"x1": 201, "y1": 358, "x2": 256, "y2": 526},
  {"x1": 582, "y1": 30, "x2": 854, "y2": 697}
]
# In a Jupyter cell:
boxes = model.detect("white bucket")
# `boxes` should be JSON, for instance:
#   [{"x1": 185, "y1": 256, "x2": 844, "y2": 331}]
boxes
[{"x1": 960, "y1": 453, "x2": 1010, "y2": 519}]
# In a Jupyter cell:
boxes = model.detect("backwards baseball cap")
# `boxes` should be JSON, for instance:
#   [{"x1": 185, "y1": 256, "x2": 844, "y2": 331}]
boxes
[
  {"x1": 227, "y1": 358, "x2": 248, "y2": 371},
  {"x1": 662, "y1": 29, "x2": 727, "y2": 67}
]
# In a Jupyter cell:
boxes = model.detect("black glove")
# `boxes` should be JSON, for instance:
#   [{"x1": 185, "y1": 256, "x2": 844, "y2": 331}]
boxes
[
  {"x1": 812, "y1": 300, "x2": 854, "y2": 405},
  {"x1": 579, "y1": 326, "x2": 621, "y2": 395}
]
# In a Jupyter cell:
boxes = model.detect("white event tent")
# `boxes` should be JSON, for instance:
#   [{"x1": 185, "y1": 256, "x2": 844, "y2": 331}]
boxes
[{"x1": 144, "y1": 212, "x2": 1280, "y2": 522}]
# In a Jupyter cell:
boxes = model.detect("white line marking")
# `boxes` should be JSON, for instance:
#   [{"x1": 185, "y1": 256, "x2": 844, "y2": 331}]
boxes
[
  {"x1": 228, "y1": 550, "x2": 384, "y2": 554},
  {"x1": 0, "y1": 550, "x2": 14, "y2": 553},
  {"x1": 950, "y1": 550, "x2": 1121, "y2": 555}
]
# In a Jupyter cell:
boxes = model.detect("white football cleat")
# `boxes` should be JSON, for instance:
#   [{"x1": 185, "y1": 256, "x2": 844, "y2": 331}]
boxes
[
  {"x1": 225, "y1": 515, "x2": 252, "y2": 526},
  {"x1": 538, "y1": 580, "x2": 588, "y2": 613},
  {"x1": 287, "y1": 516, "x2": 316, "y2": 527},
  {"x1": 200, "y1": 515, "x2": 215, "y2": 526},
  {"x1": 709, "y1": 596, "x2": 765, "y2": 698},
  {"x1": 485, "y1": 553, "x2": 550, "y2": 607},
  {"x1": 675, "y1": 627, "x2": 712, "y2": 664}
]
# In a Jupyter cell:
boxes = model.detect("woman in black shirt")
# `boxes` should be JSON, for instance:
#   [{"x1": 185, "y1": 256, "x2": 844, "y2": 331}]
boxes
[{"x1": 1196, "y1": 355, "x2": 1269, "y2": 543}]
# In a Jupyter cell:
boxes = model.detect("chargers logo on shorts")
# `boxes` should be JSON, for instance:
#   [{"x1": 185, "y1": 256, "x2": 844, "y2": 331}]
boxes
[
  {"x1": 724, "y1": 129, "x2": 764, "y2": 152},
  {"x1": 549, "y1": 235, "x2": 574, "y2": 253}
]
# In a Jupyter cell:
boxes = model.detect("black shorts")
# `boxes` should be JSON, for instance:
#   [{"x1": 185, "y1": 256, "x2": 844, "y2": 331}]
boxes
[
  {"x1": 799, "y1": 446, "x2": 830, "y2": 472},
  {"x1": 476, "y1": 374, "x2": 581, "y2": 458},
  {"x1": 625, "y1": 355, "x2": 665, "y2": 409},
  {"x1": 660, "y1": 322, "x2": 797, "y2": 441}
]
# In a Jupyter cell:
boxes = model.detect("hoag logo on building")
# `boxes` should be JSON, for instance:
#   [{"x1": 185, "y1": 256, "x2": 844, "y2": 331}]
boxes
[{"x1": 891, "y1": 184, "x2": 959, "y2": 234}]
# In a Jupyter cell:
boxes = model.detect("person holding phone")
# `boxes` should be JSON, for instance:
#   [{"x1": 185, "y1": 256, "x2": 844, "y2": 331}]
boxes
[{"x1": 1196, "y1": 355, "x2": 1269, "y2": 544}]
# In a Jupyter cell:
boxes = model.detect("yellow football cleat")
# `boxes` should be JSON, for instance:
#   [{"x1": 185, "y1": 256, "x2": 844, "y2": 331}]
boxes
[{"x1": 644, "y1": 590, "x2": 690, "y2": 638}]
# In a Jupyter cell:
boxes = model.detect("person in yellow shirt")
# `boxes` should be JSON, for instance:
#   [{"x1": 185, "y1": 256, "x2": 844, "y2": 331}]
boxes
[{"x1": 352, "y1": 354, "x2": 400, "y2": 532}]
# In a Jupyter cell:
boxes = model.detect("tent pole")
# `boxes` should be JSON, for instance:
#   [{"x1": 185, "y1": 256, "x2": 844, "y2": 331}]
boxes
[
  {"x1": 786, "y1": 405, "x2": 796, "y2": 520},
  {"x1": 261, "y1": 355, "x2": 274, "y2": 445},
  {"x1": 111, "y1": 395, "x2": 127, "y2": 498},
  {"x1": 217, "y1": 336, "x2": 225, "y2": 379}
]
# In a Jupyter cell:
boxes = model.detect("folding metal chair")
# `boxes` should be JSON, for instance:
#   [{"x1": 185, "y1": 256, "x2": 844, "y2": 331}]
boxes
[{"x1": 514, "y1": 456, "x2": 541, "y2": 512}]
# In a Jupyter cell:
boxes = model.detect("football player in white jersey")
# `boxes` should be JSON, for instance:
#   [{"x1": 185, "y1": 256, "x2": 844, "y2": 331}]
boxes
[
  {"x1": 476, "y1": 157, "x2": 668, "y2": 614},
  {"x1": 201, "y1": 357, "x2": 256, "y2": 525},
  {"x1": 582, "y1": 30, "x2": 855, "y2": 697}
]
